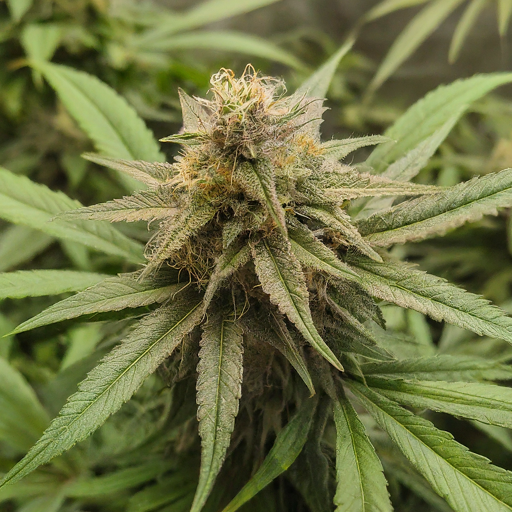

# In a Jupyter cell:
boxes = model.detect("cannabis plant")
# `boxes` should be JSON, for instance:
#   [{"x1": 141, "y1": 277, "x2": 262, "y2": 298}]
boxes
[{"x1": 4, "y1": 57, "x2": 512, "y2": 512}]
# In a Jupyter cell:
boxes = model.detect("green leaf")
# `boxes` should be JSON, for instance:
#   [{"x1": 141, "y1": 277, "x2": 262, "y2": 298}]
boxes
[
  {"x1": 11, "y1": 274, "x2": 185, "y2": 334},
  {"x1": 33, "y1": 62, "x2": 164, "y2": 189},
  {"x1": 294, "y1": 38, "x2": 354, "y2": 99},
  {"x1": 0, "y1": 270, "x2": 108, "y2": 300},
  {"x1": 252, "y1": 233, "x2": 343, "y2": 371},
  {"x1": 0, "y1": 357, "x2": 49, "y2": 452},
  {"x1": 288, "y1": 220, "x2": 359, "y2": 281},
  {"x1": 367, "y1": 73, "x2": 512, "y2": 174},
  {"x1": 498, "y1": 0, "x2": 512, "y2": 35},
  {"x1": 449, "y1": 0, "x2": 489, "y2": 63},
  {"x1": 321, "y1": 136, "x2": 393, "y2": 160},
  {"x1": 234, "y1": 160, "x2": 286, "y2": 234},
  {"x1": 348, "y1": 380, "x2": 512, "y2": 512},
  {"x1": 0, "y1": 226, "x2": 53, "y2": 272},
  {"x1": 137, "y1": 31, "x2": 304, "y2": 70},
  {"x1": 350, "y1": 257, "x2": 512, "y2": 344},
  {"x1": 0, "y1": 296, "x2": 203, "y2": 488},
  {"x1": 222, "y1": 398, "x2": 317, "y2": 512},
  {"x1": 333, "y1": 384, "x2": 392, "y2": 512},
  {"x1": 363, "y1": 0, "x2": 430, "y2": 22},
  {"x1": 192, "y1": 316, "x2": 244, "y2": 512},
  {"x1": 370, "y1": 0, "x2": 466, "y2": 91},
  {"x1": 0, "y1": 166, "x2": 144, "y2": 263},
  {"x1": 6, "y1": 0, "x2": 33, "y2": 22},
  {"x1": 359, "y1": 169, "x2": 512, "y2": 247},
  {"x1": 361, "y1": 355, "x2": 512, "y2": 382},
  {"x1": 369, "y1": 378, "x2": 512, "y2": 429},
  {"x1": 21, "y1": 24, "x2": 62, "y2": 68}
]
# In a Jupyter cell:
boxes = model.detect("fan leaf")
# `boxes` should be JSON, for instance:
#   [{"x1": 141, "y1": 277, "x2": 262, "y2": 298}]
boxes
[{"x1": 321, "y1": 136, "x2": 392, "y2": 160}]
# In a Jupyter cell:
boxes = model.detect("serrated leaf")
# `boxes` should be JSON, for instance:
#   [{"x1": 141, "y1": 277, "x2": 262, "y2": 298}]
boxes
[
  {"x1": 361, "y1": 355, "x2": 512, "y2": 382},
  {"x1": 83, "y1": 154, "x2": 171, "y2": 187},
  {"x1": 222, "y1": 398, "x2": 317, "y2": 512},
  {"x1": 252, "y1": 233, "x2": 343, "y2": 371},
  {"x1": 203, "y1": 244, "x2": 251, "y2": 313},
  {"x1": 234, "y1": 160, "x2": 286, "y2": 234},
  {"x1": 295, "y1": 38, "x2": 354, "y2": 99},
  {"x1": 0, "y1": 270, "x2": 107, "y2": 300},
  {"x1": 348, "y1": 380, "x2": 512, "y2": 512},
  {"x1": 0, "y1": 296, "x2": 203, "y2": 488},
  {"x1": 192, "y1": 316, "x2": 244, "y2": 512},
  {"x1": 333, "y1": 383, "x2": 392, "y2": 512},
  {"x1": 350, "y1": 256, "x2": 512, "y2": 344},
  {"x1": 33, "y1": 62, "x2": 164, "y2": 190},
  {"x1": 367, "y1": 73, "x2": 512, "y2": 174},
  {"x1": 0, "y1": 357, "x2": 49, "y2": 452},
  {"x1": 322, "y1": 136, "x2": 393, "y2": 160},
  {"x1": 499, "y1": 0, "x2": 512, "y2": 35},
  {"x1": 288, "y1": 220, "x2": 359, "y2": 281},
  {"x1": 449, "y1": 0, "x2": 488, "y2": 63},
  {"x1": 359, "y1": 169, "x2": 512, "y2": 247},
  {"x1": 297, "y1": 205, "x2": 382, "y2": 262},
  {"x1": 369, "y1": 378, "x2": 512, "y2": 428},
  {"x1": 370, "y1": 0, "x2": 466, "y2": 91},
  {"x1": 11, "y1": 274, "x2": 184, "y2": 334},
  {"x1": 0, "y1": 166, "x2": 144, "y2": 263},
  {"x1": 139, "y1": 31, "x2": 304, "y2": 70}
]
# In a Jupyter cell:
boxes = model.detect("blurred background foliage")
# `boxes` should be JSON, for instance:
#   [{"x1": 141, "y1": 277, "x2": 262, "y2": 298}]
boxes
[{"x1": 2, "y1": 0, "x2": 512, "y2": 510}]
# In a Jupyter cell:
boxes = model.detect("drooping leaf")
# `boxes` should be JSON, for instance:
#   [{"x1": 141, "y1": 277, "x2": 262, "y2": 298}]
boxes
[
  {"x1": 449, "y1": 0, "x2": 488, "y2": 63},
  {"x1": 359, "y1": 168, "x2": 512, "y2": 247},
  {"x1": 0, "y1": 270, "x2": 107, "y2": 300},
  {"x1": 222, "y1": 398, "x2": 317, "y2": 512},
  {"x1": 361, "y1": 355, "x2": 512, "y2": 382},
  {"x1": 333, "y1": 384, "x2": 392, "y2": 512},
  {"x1": 0, "y1": 296, "x2": 203, "y2": 488},
  {"x1": 369, "y1": 378, "x2": 512, "y2": 429},
  {"x1": 0, "y1": 166, "x2": 144, "y2": 263},
  {"x1": 288, "y1": 220, "x2": 359, "y2": 281},
  {"x1": 11, "y1": 274, "x2": 185, "y2": 334},
  {"x1": 321, "y1": 136, "x2": 393, "y2": 160},
  {"x1": 350, "y1": 256, "x2": 512, "y2": 344},
  {"x1": 252, "y1": 233, "x2": 343, "y2": 371},
  {"x1": 234, "y1": 160, "x2": 286, "y2": 234},
  {"x1": 370, "y1": 0, "x2": 466, "y2": 91},
  {"x1": 192, "y1": 316, "x2": 244, "y2": 512},
  {"x1": 0, "y1": 357, "x2": 49, "y2": 452},
  {"x1": 348, "y1": 380, "x2": 512, "y2": 512},
  {"x1": 367, "y1": 73, "x2": 512, "y2": 174}
]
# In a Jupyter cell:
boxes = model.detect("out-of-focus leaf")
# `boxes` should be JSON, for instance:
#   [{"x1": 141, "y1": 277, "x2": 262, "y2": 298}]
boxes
[
  {"x1": 6, "y1": 0, "x2": 33, "y2": 22},
  {"x1": 364, "y1": 0, "x2": 430, "y2": 22},
  {"x1": 498, "y1": 0, "x2": 512, "y2": 35},
  {"x1": 21, "y1": 24, "x2": 62, "y2": 63}
]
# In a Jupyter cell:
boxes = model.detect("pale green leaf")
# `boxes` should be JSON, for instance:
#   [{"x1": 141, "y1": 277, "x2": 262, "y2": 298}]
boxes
[
  {"x1": 192, "y1": 316, "x2": 244, "y2": 512},
  {"x1": 498, "y1": 0, "x2": 512, "y2": 35},
  {"x1": 0, "y1": 270, "x2": 107, "y2": 300},
  {"x1": 11, "y1": 274, "x2": 185, "y2": 334},
  {"x1": 178, "y1": 89, "x2": 210, "y2": 133},
  {"x1": 0, "y1": 357, "x2": 49, "y2": 452},
  {"x1": 21, "y1": 24, "x2": 62, "y2": 63},
  {"x1": 60, "y1": 324, "x2": 102, "y2": 371},
  {"x1": 138, "y1": 31, "x2": 304, "y2": 70},
  {"x1": 222, "y1": 398, "x2": 317, "y2": 512},
  {"x1": 369, "y1": 378, "x2": 512, "y2": 428},
  {"x1": 288, "y1": 220, "x2": 359, "y2": 281},
  {"x1": 252, "y1": 233, "x2": 343, "y2": 371},
  {"x1": 0, "y1": 226, "x2": 53, "y2": 272},
  {"x1": 0, "y1": 167, "x2": 144, "y2": 263},
  {"x1": 234, "y1": 160, "x2": 286, "y2": 234},
  {"x1": 370, "y1": 0, "x2": 466, "y2": 91},
  {"x1": 348, "y1": 380, "x2": 512, "y2": 512},
  {"x1": 367, "y1": 73, "x2": 512, "y2": 174},
  {"x1": 449, "y1": 0, "x2": 489, "y2": 63},
  {"x1": 361, "y1": 355, "x2": 512, "y2": 382},
  {"x1": 333, "y1": 384, "x2": 392, "y2": 512},
  {"x1": 294, "y1": 38, "x2": 354, "y2": 99},
  {"x1": 322, "y1": 136, "x2": 393, "y2": 160},
  {"x1": 364, "y1": 0, "x2": 430, "y2": 22},
  {"x1": 359, "y1": 168, "x2": 512, "y2": 247},
  {"x1": 471, "y1": 421, "x2": 512, "y2": 452},
  {"x1": 33, "y1": 62, "x2": 164, "y2": 189},
  {"x1": 6, "y1": 0, "x2": 33, "y2": 22},
  {"x1": 0, "y1": 296, "x2": 203, "y2": 488},
  {"x1": 349, "y1": 256, "x2": 512, "y2": 343}
]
